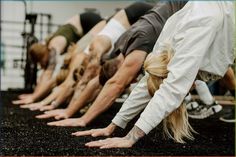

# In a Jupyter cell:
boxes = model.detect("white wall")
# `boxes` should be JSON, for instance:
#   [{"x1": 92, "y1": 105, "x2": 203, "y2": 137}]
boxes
[
  {"x1": 1, "y1": 0, "x2": 134, "y2": 90},
  {"x1": 30, "y1": 1, "x2": 134, "y2": 24}
]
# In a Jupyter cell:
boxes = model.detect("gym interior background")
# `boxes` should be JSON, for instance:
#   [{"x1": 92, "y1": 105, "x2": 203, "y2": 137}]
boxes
[{"x1": 1, "y1": 0, "x2": 134, "y2": 90}]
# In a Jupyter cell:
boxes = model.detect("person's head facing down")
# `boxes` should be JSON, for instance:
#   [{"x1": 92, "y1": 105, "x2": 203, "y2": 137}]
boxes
[
  {"x1": 99, "y1": 55, "x2": 123, "y2": 86},
  {"x1": 144, "y1": 45, "x2": 195, "y2": 143},
  {"x1": 29, "y1": 43, "x2": 50, "y2": 69}
]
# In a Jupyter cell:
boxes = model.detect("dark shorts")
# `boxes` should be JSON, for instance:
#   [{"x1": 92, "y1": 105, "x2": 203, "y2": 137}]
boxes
[
  {"x1": 124, "y1": 2, "x2": 154, "y2": 25},
  {"x1": 47, "y1": 24, "x2": 81, "y2": 53},
  {"x1": 110, "y1": 19, "x2": 158, "y2": 58},
  {"x1": 80, "y1": 12, "x2": 103, "y2": 35},
  {"x1": 110, "y1": 1, "x2": 188, "y2": 58}
]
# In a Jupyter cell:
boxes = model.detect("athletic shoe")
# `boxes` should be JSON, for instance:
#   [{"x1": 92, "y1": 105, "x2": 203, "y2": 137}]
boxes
[
  {"x1": 186, "y1": 101, "x2": 199, "y2": 111},
  {"x1": 188, "y1": 101, "x2": 222, "y2": 119},
  {"x1": 219, "y1": 108, "x2": 235, "y2": 123}
]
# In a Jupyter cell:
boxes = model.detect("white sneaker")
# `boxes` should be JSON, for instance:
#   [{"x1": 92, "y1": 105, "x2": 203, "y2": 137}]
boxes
[
  {"x1": 186, "y1": 101, "x2": 199, "y2": 110},
  {"x1": 188, "y1": 101, "x2": 222, "y2": 119}
]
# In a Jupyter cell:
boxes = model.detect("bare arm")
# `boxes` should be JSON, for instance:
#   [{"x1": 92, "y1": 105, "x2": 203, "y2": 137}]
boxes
[
  {"x1": 66, "y1": 76, "x2": 102, "y2": 116},
  {"x1": 44, "y1": 52, "x2": 89, "y2": 108},
  {"x1": 31, "y1": 49, "x2": 58, "y2": 100},
  {"x1": 12, "y1": 50, "x2": 56, "y2": 105},
  {"x1": 38, "y1": 76, "x2": 101, "y2": 120},
  {"x1": 81, "y1": 50, "x2": 147, "y2": 125},
  {"x1": 75, "y1": 58, "x2": 101, "y2": 91},
  {"x1": 31, "y1": 73, "x2": 57, "y2": 101},
  {"x1": 85, "y1": 125, "x2": 145, "y2": 149}
]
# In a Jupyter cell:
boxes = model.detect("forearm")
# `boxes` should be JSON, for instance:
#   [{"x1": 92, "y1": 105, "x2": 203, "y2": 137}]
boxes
[
  {"x1": 69, "y1": 52, "x2": 88, "y2": 71},
  {"x1": 87, "y1": 87, "x2": 101, "y2": 103},
  {"x1": 33, "y1": 71, "x2": 54, "y2": 97},
  {"x1": 81, "y1": 81, "x2": 125, "y2": 124},
  {"x1": 112, "y1": 75, "x2": 151, "y2": 129},
  {"x1": 36, "y1": 70, "x2": 47, "y2": 89},
  {"x1": 63, "y1": 64, "x2": 80, "y2": 88},
  {"x1": 124, "y1": 126, "x2": 145, "y2": 145},
  {"x1": 75, "y1": 62, "x2": 100, "y2": 90},
  {"x1": 32, "y1": 78, "x2": 57, "y2": 101},
  {"x1": 66, "y1": 77, "x2": 102, "y2": 116}
]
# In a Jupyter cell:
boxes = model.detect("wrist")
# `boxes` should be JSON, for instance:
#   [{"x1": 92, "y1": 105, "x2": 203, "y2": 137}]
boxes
[
  {"x1": 123, "y1": 136, "x2": 136, "y2": 146},
  {"x1": 124, "y1": 134, "x2": 136, "y2": 145},
  {"x1": 124, "y1": 126, "x2": 145, "y2": 145},
  {"x1": 51, "y1": 100, "x2": 60, "y2": 108},
  {"x1": 65, "y1": 108, "x2": 74, "y2": 117},
  {"x1": 40, "y1": 100, "x2": 46, "y2": 106},
  {"x1": 107, "y1": 123, "x2": 117, "y2": 133},
  {"x1": 79, "y1": 116, "x2": 88, "y2": 127},
  {"x1": 30, "y1": 94, "x2": 37, "y2": 101}
]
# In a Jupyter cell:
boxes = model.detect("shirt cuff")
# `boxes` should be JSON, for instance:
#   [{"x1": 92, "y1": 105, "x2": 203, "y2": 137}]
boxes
[
  {"x1": 112, "y1": 115, "x2": 129, "y2": 129},
  {"x1": 135, "y1": 117, "x2": 155, "y2": 135}
]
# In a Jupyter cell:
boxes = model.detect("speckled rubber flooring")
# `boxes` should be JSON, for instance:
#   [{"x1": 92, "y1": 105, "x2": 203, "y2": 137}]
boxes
[{"x1": 0, "y1": 91, "x2": 235, "y2": 156}]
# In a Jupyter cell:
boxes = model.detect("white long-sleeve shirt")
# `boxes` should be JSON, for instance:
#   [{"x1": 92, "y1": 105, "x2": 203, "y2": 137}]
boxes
[{"x1": 112, "y1": 1, "x2": 235, "y2": 134}]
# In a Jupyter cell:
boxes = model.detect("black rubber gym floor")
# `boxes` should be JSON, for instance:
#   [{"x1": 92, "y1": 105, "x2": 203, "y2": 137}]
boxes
[{"x1": 0, "y1": 91, "x2": 235, "y2": 156}]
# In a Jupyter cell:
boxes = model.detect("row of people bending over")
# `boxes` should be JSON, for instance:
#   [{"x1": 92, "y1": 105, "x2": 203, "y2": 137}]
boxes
[{"x1": 13, "y1": 1, "x2": 235, "y2": 148}]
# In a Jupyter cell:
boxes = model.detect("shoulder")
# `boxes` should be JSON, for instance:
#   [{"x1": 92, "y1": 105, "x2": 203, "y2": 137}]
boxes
[{"x1": 189, "y1": 2, "x2": 225, "y2": 26}]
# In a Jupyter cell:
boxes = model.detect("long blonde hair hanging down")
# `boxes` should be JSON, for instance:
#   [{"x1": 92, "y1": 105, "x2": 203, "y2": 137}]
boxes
[{"x1": 143, "y1": 44, "x2": 195, "y2": 143}]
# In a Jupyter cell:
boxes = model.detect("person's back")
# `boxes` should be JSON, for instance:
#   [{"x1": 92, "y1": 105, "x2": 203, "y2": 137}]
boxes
[{"x1": 153, "y1": 1, "x2": 234, "y2": 79}]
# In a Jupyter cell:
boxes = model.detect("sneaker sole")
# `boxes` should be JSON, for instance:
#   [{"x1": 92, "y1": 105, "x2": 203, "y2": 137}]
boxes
[
  {"x1": 189, "y1": 105, "x2": 222, "y2": 119},
  {"x1": 219, "y1": 117, "x2": 236, "y2": 123}
]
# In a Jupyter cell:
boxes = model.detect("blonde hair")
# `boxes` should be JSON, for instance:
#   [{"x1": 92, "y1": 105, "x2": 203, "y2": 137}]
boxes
[{"x1": 144, "y1": 46, "x2": 195, "y2": 143}]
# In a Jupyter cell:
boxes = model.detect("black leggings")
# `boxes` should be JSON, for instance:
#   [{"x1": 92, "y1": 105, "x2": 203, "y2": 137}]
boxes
[
  {"x1": 80, "y1": 12, "x2": 103, "y2": 35},
  {"x1": 124, "y1": 2, "x2": 154, "y2": 25}
]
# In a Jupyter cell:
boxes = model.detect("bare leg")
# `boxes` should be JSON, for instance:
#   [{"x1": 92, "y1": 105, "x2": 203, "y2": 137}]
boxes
[{"x1": 220, "y1": 67, "x2": 235, "y2": 91}]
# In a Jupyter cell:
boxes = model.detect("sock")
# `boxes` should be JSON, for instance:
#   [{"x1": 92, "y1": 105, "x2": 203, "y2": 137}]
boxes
[
  {"x1": 195, "y1": 80, "x2": 214, "y2": 105},
  {"x1": 184, "y1": 93, "x2": 192, "y2": 103}
]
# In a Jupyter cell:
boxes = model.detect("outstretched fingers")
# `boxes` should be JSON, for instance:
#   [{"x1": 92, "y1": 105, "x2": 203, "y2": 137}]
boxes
[
  {"x1": 36, "y1": 112, "x2": 57, "y2": 119},
  {"x1": 47, "y1": 118, "x2": 85, "y2": 127},
  {"x1": 72, "y1": 128, "x2": 111, "y2": 137},
  {"x1": 72, "y1": 129, "x2": 94, "y2": 137},
  {"x1": 85, "y1": 138, "x2": 112, "y2": 148}
]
